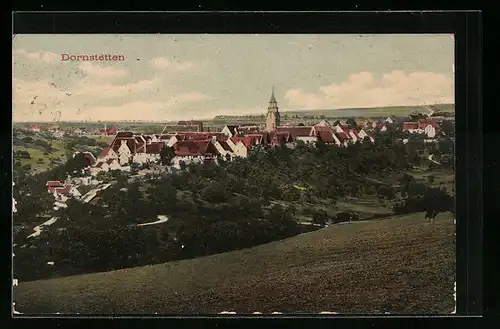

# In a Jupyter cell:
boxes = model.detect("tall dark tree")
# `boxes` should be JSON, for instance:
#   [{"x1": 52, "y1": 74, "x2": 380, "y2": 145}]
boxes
[
  {"x1": 346, "y1": 117, "x2": 357, "y2": 128},
  {"x1": 160, "y1": 146, "x2": 176, "y2": 166}
]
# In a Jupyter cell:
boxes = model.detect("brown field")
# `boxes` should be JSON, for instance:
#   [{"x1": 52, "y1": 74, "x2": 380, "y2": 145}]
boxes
[{"x1": 14, "y1": 212, "x2": 455, "y2": 315}]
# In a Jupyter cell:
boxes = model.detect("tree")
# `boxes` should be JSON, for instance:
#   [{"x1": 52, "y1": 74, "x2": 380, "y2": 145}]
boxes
[
  {"x1": 65, "y1": 152, "x2": 88, "y2": 175},
  {"x1": 160, "y1": 146, "x2": 175, "y2": 166},
  {"x1": 346, "y1": 117, "x2": 357, "y2": 128},
  {"x1": 440, "y1": 120, "x2": 454, "y2": 137}
]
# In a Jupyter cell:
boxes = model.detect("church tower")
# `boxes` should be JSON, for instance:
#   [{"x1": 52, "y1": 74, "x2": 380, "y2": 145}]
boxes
[{"x1": 266, "y1": 86, "x2": 280, "y2": 131}]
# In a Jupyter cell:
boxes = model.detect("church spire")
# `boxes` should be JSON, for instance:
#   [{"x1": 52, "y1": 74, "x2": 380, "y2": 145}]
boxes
[{"x1": 269, "y1": 85, "x2": 277, "y2": 104}]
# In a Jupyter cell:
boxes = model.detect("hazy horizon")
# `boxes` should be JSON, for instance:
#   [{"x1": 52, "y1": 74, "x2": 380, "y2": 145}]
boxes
[{"x1": 13, "y1": 34, "x2": 454, "y2": 123}]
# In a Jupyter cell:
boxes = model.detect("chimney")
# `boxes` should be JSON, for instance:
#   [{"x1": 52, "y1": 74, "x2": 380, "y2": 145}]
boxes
[{"x1": 198, "y1": 121, "x2": 203, "y2": 132}]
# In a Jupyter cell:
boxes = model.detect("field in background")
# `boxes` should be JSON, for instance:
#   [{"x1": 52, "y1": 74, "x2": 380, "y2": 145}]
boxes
[
  {"x1": 14, "y1": 212, "x2": 455, "y2": 314},
  {"x1": 13, "y1": 103, "x2": 455, "y2": 134}
]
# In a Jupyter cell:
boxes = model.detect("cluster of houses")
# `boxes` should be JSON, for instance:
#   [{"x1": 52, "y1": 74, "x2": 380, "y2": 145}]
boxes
[
  {"x1": 28, "y1": 124, "x2": 65, "y2": 138},
  {"x1": 27, "y1": 124, "x2": 118, "y2": 137}
]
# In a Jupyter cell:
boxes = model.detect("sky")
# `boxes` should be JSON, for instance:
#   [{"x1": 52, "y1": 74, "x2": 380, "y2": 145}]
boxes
[{"x1": 12, "y1": 34, "x2": 454, "y2": 122}]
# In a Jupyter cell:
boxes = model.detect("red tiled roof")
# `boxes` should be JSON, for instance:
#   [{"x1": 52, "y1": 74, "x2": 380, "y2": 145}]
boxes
[
  {"x1": 177, "y1": 132, "x2": 226, "y2": 141},
  {"x1": 146, "y1": 142, "x2": 164, "y2": 154},
  {"x1": 350, "y1": 130, "x2": 361, "y2": 140},
  {"x1": 231, "y1": 136, "x2": 260, "y2": 148},
  {"x1": 107, "y1": 127, "x2": 117, "y2": 134},
  {"x1": 173, "y1": 141, "x2": 218, "y2": 157},
  {"x1": 46, "y1": 181, "x2": 63, "y2": 187},
  {"x1": 54, "y1": 184, "x2": 72, "y2": 195},
  {"x1": 335, "y1": 131, "x2": 350, "y2": 143},
  {"x1": 311, "y1": 126, "x2": 336, "y2": 143},
  {"x1": 318, "y1": 131, "x2": 334, "y2": 143},
  {"x1": 99, "y1": 147, "x2": 112, "y2": 158},
  {"x1": 276, "y1": 126, "x2": 313, "y2": 139}
]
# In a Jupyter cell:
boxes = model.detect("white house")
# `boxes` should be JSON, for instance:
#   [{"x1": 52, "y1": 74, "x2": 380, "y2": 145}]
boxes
[
  {"x1": 296, "y1": 136, "x2": 318, "y2": 144},
  {"x1": 424, "y1": 125, "x2": 436, "y2": 138},
  {"x1": 171, "y1": 155, "x2": 205, "y2": 169},
  {"x1": 226, "y1": 138, "x2": 248, "y2": 158},
  {"x1": 166, "y1": 135, "x2": 180, "y2": 147},
  {"x1": 117, "y1": 140, "x2": 132, "y2": 165},
  {"x1": 213, "y1": 140, "x2": 235, "y2": 160},
  {"x1": 133, "y1": 152, "x2": 159, "y2": 164},
  {"x1": 355, "y1": 129, "x2": 374, "y2": 143}
]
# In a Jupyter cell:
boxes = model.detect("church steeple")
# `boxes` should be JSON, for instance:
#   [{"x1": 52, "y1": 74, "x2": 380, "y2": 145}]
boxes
[
  {"x1": 266, "y1": 85, "x2": 280, "y2": 131},
  {"x1": 269, "y1": 85, "x2": 277, "y2": 104}
]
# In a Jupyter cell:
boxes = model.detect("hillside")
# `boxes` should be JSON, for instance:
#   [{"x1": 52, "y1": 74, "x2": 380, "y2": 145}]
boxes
[
  {"x1": 14, "y1": 212, "x2": 455, "y2": 315},
  {"x1": 213, "y1": 103, "x2": 455, "y2": 121}
]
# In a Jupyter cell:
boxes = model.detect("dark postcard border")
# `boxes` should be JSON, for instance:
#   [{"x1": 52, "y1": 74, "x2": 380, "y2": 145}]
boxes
[{"x1": 8, "y1": 10, "x2": 483, "y2": 327}]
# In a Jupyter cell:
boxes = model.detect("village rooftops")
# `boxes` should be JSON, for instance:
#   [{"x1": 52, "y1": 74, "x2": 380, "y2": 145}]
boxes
[
  {"x1": 173, "y1": 140, "x2": 218, "y2": 157},
  {"x1": 146, "y1": 142, "x2": 164, "y2": 154},
  {"x1": 46, "y1": 181, "x2": 64, "y2": 187},
  {"x1": 276, "y1": 126, "x2": 313, "y2": 139},
  {"x1": 230, "y1": 136, "x2": 261, "y2": 148}
]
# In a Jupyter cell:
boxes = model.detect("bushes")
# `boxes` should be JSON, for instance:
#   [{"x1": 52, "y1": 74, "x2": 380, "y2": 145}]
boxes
[
  {"x1": 14, "y1": 150, "x2": 31, "y2": 159},
  {"x1": 333, "y1": 212, "x2": 359, "y2": 224}
]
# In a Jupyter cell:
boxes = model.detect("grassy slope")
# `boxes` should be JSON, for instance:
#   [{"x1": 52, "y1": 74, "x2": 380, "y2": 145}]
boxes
[{"x1": 14, "y1": 212, "x2": 455, "y2": 314}]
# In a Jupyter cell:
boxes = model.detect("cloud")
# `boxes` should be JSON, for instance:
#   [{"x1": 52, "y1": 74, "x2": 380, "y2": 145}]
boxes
[
  {"x1": 78, "y1": 62, "x2": 129, "y2": 79},
  {"x1": 73, "y1": 77, "x2": 161, "y2": 98},
  {"x1": 151, "y1": 57, "x2": 194, "y2": 71},
  {"x1": 14, "y1": 49, "x2": 60, "y2": 64},
  {"x1": 285, "y1": 70, "x2": 454, "y2": 109},
  {"x1": 74, "y1": 93, "x2": 213, "y2": 121},
  {"x1": 12, "y1": 78, "x2": 76, "y2": 122}
]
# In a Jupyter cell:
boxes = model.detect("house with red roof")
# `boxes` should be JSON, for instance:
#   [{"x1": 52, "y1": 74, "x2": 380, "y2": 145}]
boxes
[
  {"x1": 46, "y1": 181, "x2": 64, "y2": 193},
  {"x1": 167, "y1": 132, "x2": 226, "y2": 147},
  {"x1": 213, "y1": 140, "x2": 235, "y2": 161},
  {"x1": 171, "y1": 140, "x2": 220, "y2": 169},
  {"x1": 29, "y1": 124, "x2": 41, "y2": 132},
  {"x1": 311, "y1": 126, "x2": 341, "y2": 146},
  {"x1": 97, "y1": 147, "x2": 119, "y2": 162},
  {"x1": 226, "y1": 138, "x2": 250, "y2": 158},
  {"x1": 107, "y1": 127, "x2": 117, "y2": 135},
  {"x1": 276, "y1": 126, "x2": 314, "y2": 143}
]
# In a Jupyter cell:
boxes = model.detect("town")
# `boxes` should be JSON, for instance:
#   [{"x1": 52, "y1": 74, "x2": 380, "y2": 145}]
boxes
[
  {"x1": 13, "y1": 92, "x2": 456, "y2": 314},
  {"x1": 14, "y1": 88, "x2": 454, "y2": 217}
]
